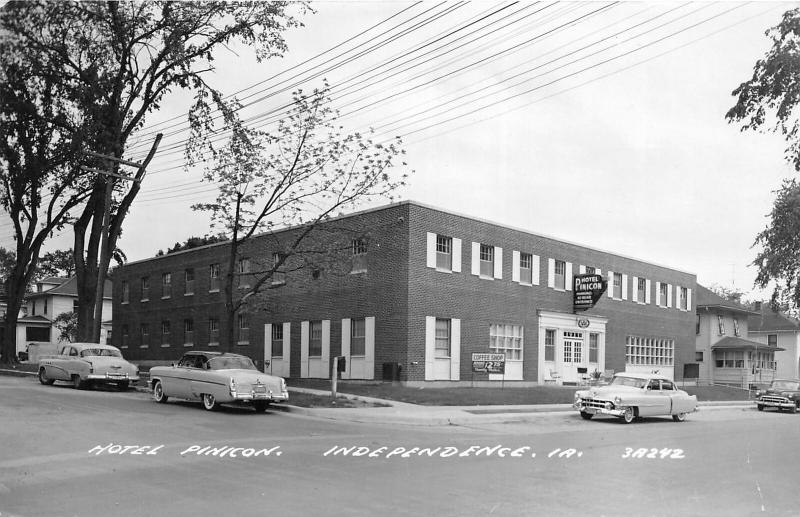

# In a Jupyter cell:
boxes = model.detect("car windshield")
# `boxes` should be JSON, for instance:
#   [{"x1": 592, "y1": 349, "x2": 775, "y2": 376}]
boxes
[
  {"x1": 207, "y1": 356, "x2": 256, "y2": 371},
  {"x1": 610, "y1": 376, "x2": 647, "y2": 388},
  {"x1": 80, "y1": 348, "x2": 122, "y2": 358},
  {"x1": 771, "y1": 380, "x2": 800, "y2": 390}
]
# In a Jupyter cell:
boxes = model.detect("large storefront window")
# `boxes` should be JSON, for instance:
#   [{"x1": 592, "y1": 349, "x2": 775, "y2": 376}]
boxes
[
  {"x1": 625, "y1": 336, "x2": 674, "y2": 367},
  {"x1": 489, "y1": 324, "x2": 522, "y2": 360}
]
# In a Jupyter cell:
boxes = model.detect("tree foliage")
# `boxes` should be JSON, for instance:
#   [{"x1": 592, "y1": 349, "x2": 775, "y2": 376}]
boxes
[
  {"x1": 192, "y1": 86, "x2": 410, "y2": 349},
  {"x1": 53, "y1": 312, "x2": 78, "y2": 344},
  {"x1": 0, "y1": 1, "x2": 306, "y2": 359},
  {"x1": 155, "y1": 235, "x2": 228, "y2": 256}
]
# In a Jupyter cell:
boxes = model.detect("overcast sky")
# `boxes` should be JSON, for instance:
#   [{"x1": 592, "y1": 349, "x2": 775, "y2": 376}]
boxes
[{"x1": 7, "y1": 1, "x2": 799, "y2": 297}]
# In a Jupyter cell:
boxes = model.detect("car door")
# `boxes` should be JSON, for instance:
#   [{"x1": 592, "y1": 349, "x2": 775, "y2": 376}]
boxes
[
  {"x1": 162, "y1": 355, "x2": 194, "y2": 398},
  {"x1": 639, "y1": 379, "x2": 671, "y2": 416},
  {"x1": 662, "y1": 380, "x2": 693, "y2": 414}
]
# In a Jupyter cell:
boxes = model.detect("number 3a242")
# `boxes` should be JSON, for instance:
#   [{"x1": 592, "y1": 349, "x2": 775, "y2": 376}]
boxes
[{"x1": 622, "y1": 448, "x2": 685, "y2": 459}]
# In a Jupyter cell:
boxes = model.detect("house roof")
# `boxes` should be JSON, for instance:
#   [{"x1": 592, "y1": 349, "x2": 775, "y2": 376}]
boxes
[
  {"x1": 17, "y1": 315, "x2": 52, "y2": 325},
  {"x1": 695, "y1": 285, "x2": 758, "y2": 316},
  {"x1": 711, "y1": 336, "x2": 785, "y2": 352},
  {"x1": 748, "y1": 306, "x2": 800, "y2": 333},
  {"x1": 27, "y1": 277, "x2": 112, "y2": 300}
]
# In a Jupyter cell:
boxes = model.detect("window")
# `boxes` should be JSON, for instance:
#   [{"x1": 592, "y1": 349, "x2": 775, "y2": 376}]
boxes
[
  {"x1": 659, "y1": 282, "x2": 668, "y2": 307},
  {"x1": 352, "y1": 239, "x2": 367, "y2": 273},
  {"x1": 564, "y1": 331, "x2": 582, "y2": 363},
  {"x1": 436, "y1": 235, "x2": 452, "y2": 270},
  {"x1": 637, "y1": 278, "x2": 646, "y2": 303},
  {"x1": 696, "y1": 315, "x2": 701, "y2": 335},
  {"x1": 661, "y1": 380, "x2": 675, "y2": 391},
  {"x1": 208, "y1": 318, "x2": 219, "y2": 345},
  {"x1": 544, "y1": 329, "x2": 555, "y2": 361},
  {"x1": 435, "y1": 318, "x2": 451, "y2": 357},
  {"x1": 162, "y1": 273, "x2": 171, "y2": 298},
  {"x1": 141, "y1": 277, "x2": 150, "y2": 301},
  {"x1": 351, "y1": 318, "x2": 366, "y2": 356},
  {"x1": 185, "y1": 269, "x2": 195, "y2": 295},
  {"x1": 26, "y1": 326, "x2": 49, "y2": 342},
  {"x1": 121, "y1": 325, "x2": 129, "y2": 348},
  {"x1": 589, "y1": 333, "x2": 598, "y2": 363},
  {"x1": 563, "y1": 338, "x2": 573, "y2": 363},
  {"x1": 715, "y1": 351, "x2": 744, "y2": 368},
  {"x1": 238, "y1": 313, "x2": 249, "y2": 344},
  {"x1": 161, "y1": 320, "x2": 171, "y2": 346},
  {"x1": 625, "y1": 336, "x2": 674, "y2": 366},
  {"x1": 585, "y1": 266, "x2": 595, "y2": 275},
  {"x1": 695, "y1": 351, "x2": 703, "y2": 362},
  {"x1": 272, "y1": 253, "x2": 285, "y2": 285},
  {"x1": 613, "y1": 272, "x2": 622, "y2": 299},
  {"x1": 184, "y1": 319, "x2": 194, "y2": 346},
  {"x1": 271, "y1": 324, "x2": 283, "y2": 357},
  {"x1": 121, "y1": 281, "x2": 129, "y2": 304},
  {"x1": 489, "y1": 324, "x2": 523, "y2": 360},
  {"x1": 209, "y1": 264, "x2": 220, "y2": 292},
  {"x1": 73, "y1": 299, "x2": 79, "y2": 312},
  {"x1": 309, "y1": 321, "x2": 322, "y2": 356},
  {"x1": 717, "y1": 315, "x2": 725, "y2": 336},
  {"x1": 554, "y1": 260, "x2": 566, "y2": 289},
  {"x1": 679, "y1": 286, "x2": 688, "y2": 310},
  {"x1": 238, "y1": 258, "x2": 251, "y2": 288},
  {"x1": 733, "y1": 317, "x2": 740, "y2": 337},
  {"x1": 140, "y1": 323, "x2": 150, "y2": 348},
  {"x1": 768, "y1": 334, "x2": 777, "y2": 347},
  {"x1": 520, "y1": 253, "x2": 533, "y2": 284},
  {"x1": 479, "y1": 244, "x2": 494, "y2": 277},
  {"x1": 44, "y1": 298, "x2": 48, "y2": 315}
]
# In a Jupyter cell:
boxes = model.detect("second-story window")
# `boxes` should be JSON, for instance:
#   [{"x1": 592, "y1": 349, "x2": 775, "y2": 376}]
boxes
[
  {"x1": 733, "y1": 317, "x2": 740, "y2": 337},
  {"x1": 680, "y1": 286, "x2": 688, "y2": 310},
  {"x1": 352, "y1": 238, "x2": 367, "y2": 273},
  {"x1": 141, "y1": 277, "x2": 150, "y2": 301},
  {"x1": 162, "y1": 273, "x2": 171, "y2": 298},
  {"x1": 554, "y1": 260, "x2": 566, "y2": 289},
  {"x1": 185, "y1": 269, "x2": 195, "y2": 295},
  {"x1": 637, "y1": 278, "x2": 646, "y2": 303},
  {"x1": 272, "y1": 252, "x2": 285, "y2": 284},
  {"x1": 520, "y1": 253, "x2": 533, "y2": 284},
  {"x1": 613, "y1": 272, "x2": 623, "y2": 299},
  {"x1": 479, "y1": 244, "x2": 494, "y2": 277},
  {"x1": 238, "y1": 258, "x2": 251, "y2": 288},
  {"x1": 717, "y1": 315, "x2": 725, "y2": 335},
  {"x1": 436, "y1": 235, "x2": 452, "y2": 270},
  {"x1": 659, "y1": 282, "x2": 668, "y2": 307},
  {"x1": 121, "y1": 281, "x2": 129, "y2": 304},
  {"x1": 209, "y1": 263, "x2": 220, "y2": 292}
]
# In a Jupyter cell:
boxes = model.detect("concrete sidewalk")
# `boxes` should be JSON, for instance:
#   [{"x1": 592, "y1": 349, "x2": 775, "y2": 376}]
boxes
[{"x1": 2, "y1": 368, "x2": 755, "y2": 427}]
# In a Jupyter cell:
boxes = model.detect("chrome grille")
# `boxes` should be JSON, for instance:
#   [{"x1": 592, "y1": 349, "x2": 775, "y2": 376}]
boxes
[
  {"x1": 581, "y1": 398, "x2": 610, "y2": 410},
  {"x1": 761, "y1": 395, "x2": 789, "y2": 404}
]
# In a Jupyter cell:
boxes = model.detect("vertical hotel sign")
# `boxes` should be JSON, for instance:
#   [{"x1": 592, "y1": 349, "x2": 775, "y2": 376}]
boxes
[{"x1": 573, "y1": 274, "x2": 607, "y2": 312}]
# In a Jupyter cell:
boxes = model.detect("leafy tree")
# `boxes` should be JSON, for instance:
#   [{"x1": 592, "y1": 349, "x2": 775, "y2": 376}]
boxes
[
  {"x1": 0, "y1": 1, "x2": 306, "y2": 359},
  {"x1": 727, "y1": 8, "x2": 800, "y2": 311},
  {"x1": 707, "y1": 284, "x2": 752, "y2": 307},
  {"x1": 155, "y1": 235, "x2": 228, "y2": 256},
  {"x1": 193, "y1": 86, "x2": 409, "y2": 349},
  {"x1": 53, "y1": 312, "x2": 78, "y2": 343},
  {"x1": 36, "y1": 249, "x2": 76, "y2": 279}
]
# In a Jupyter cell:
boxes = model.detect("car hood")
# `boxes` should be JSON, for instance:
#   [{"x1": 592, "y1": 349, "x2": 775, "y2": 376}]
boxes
[
  {"x1": 576, "y1": 385, "x2": 643, "y2": 399},
  {"x1": 764, "y1": 389, "x2": 800, "y2": 397}
]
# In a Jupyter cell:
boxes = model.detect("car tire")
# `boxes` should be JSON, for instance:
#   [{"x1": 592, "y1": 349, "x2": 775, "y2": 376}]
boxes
[
  {"x1": 71, "y1": 375, "x2": 85, "y2": 389},
  {"x1": 117, "y1": 381, "x2": 130, "y2": 391},
  {"x1": 757, "y1": 404, "x2": 764, "y2": 411},
  {"x1": 253, "y1": 401, "x2": 270, "y2": 413},
  {"x1": 202, "y1": 393, "x2": 220, "y2": 411},
  {"x1": 153, "y1": 381, "x2": 168, "y2": 403},
  {"x1": 672, "y1": 412, "x2": 687, "y2": 422},
  {"x1": 579, "y1": 411, "x2": 593, "y2": 420},
  {"x1": 790, "y1": 404, "x2": 798, "y2": 414},
  {"x1": 622, "y1": 407, "x2": 636, "y2": 424},
  {"x1": 38, "y1": 368, "x2": 55, "y2": 385}
]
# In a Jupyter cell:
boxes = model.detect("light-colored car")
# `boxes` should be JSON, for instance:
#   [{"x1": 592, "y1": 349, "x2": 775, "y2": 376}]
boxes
[
  {"x1": 149, "y1": 351, "x2": 289, "y2": 412},
  {"x1": 38, "y1": 343, "x2": 140, "y2": 389},
  {"x1": 573, "y1": 372, "x2": 698, "y2": 423}
]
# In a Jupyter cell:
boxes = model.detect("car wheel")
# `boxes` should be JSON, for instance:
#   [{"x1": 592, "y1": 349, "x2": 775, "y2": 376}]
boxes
[
  {"x1": 253, "y1": 401, "x2": 270, "y2": 413},
  {"x1": 621, "y1": 407, "x2": 636, "y2": 424},
  {"x1": 579, "y1": 411, "x2": 593, "y2": 420},
  {"x1": 38, "y1": 368, "x2": 55, "y2": 385},
  {"x1": 153, "y1": 381, "x2": 168, "y2": 403},
  {"x1": 71, "y1": 375, "x2": 85, "y2": 389},
  {"x1": 202, "y1": 393, "x2": 220, "y2": 411},
  {"x1": 757, "y1": 404, "x2": 764, "y2": 411},
  {"x1": 672, "y1": 412, "x2": 687, "y2": 422},
  {"x1": 790, "y1": 404, "x2": 798, "y2": 414}
]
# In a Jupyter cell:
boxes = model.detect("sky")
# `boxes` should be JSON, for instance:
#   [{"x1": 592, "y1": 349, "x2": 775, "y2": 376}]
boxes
[{"x1": 4, "y1": 1, "x2": 799, "y2": 298}]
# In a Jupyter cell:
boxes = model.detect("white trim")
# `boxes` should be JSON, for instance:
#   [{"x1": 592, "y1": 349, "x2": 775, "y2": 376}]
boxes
[
  {"x1": 452, "y1": 238, "x2": 462, "y2": 273},
  {"x1": 532, "y1": 255, "x2": 540, "y2": 286},
  {"x1": 282, "y1": 322, "x2": 291, "y2": 375},
  {"x1": 321, "y1": 320, "x2": 330, "y2": 378},
  {"x1": 632, "y1": 276, "x2": 639, "y2": 303},
  {"x1": 621, "y1": 274, "x2": 628, "y2": 300},
  {"x1": 645, "y1": 278, "x2": 651, "y2": 304},
  {"x1": 365, "y1": 316, "x2": 375, "y2": 380},
  {"x1": 607, "y1": 271, "x2": 614, "y2": 298},
  {"x1": 425, "y1": 316, "x2": 436, "y2": 381},
  {"x1": 426, "y1": 232, "x2": 436, "y2": 269},
  {"x1": 667, "y1": 284, "x2": 673, "y2": 308},
  {"x1": 548, "y1": 258, "x2": 555, "y2": 289},
  {"x1": 300, "y1": 321, "x2": 309, "y2": 378},
  {"x1": 687, "y1": 288, "x2": 693, "y2": 312},
  {"x1": 494, "y1": 247, "x2": 503, "y2": 279},
  {"x1": 579, "y1": 264, "x2": 586, "y2": 275},
  {"x1": 565, "y1": 262, "x2": 573, "y2": 291},
  {"x1": 450, "y1": 318, "x2": 461, "y2": 380},
  {"x1": 471, "y1": 242, "x2": 480, "y2": 276},
  {"x1": 512, "y1": 250, "x2": 520, "y2": 283},
  {"x1": 656, "y1": 282, "x2": 662, "y2": 307},
  {"x1": 341, "y1": 318, "x2": 351, "y2": 379}
]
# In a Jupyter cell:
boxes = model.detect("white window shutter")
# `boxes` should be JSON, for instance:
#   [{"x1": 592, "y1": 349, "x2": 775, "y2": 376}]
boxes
[
  {"x1": 607, "y1": 271, "x2": 614, "y2": 298},
  {"x1": 548, "y1": 258, "x2": 555, "y2": 288},
  {"x1": 365, "y1": 317, "x2": 375, "y2": 380},
  {"x1": 322, "y1": 320, "x2": 331, "y2": 379},
  {"x1": 532, "y1": 255, "x2": 540, "y2": 285},
  {"x1": 596, "y1": 268, "x2": 602, "y2": 276},
  {"x1": 426, "y1": 232, "x2": 436, "y2": 269},
  {"x1": 687, "y1": 288, "x2": 693, "y2": 312},
  {"x1": 264, "y1": 324, "x2": 272, "y2": 368},
  {"x1": 283, "y1": 322, "x2": 291, "y2": 376},
  {"x1": 656, "y1": 282, "x2": 662, "y2": 307},
  {"x1": 667, "y1": 284, "x2": 673, "y2": 308},
  {"x1": 425, "y1": 316, "x2": 436, "y2": 381},
  {"x1": 579, "y1": 264, "x2": 586, "y2": 275},
  {"x1": 452, "y1": 238, "x2": 462, "y2": 273},
  {"x1": 300, "y1": 321, "x2": 309, "y2": 378},
  {"x1": 471, "y1": 242, "x2": 480, "y2": 276},
  {"x1": 512, "y1": 250, "x2": 520, "y2": 283},
  {"x1": 494, "y1": 247, "x2": 503, "y2": 279},
  {"x1": 450, "y1": 318, "x2": 461, "y2": 381},
  {"x1": 565, "y1": 262, "x2": 573, "y2": 291},
  {"x1": 645, "y1": 279, "x2": 651, "y2": 304},
  {"x1": 341, "y1": 318, "x2": 351, "y2": 379},
  {"x1": 621, "y1": 274, "x2": 628, "y2": 300},
  {"x1": 632, "y1": 276, "x2": 639, "y2": 303}
]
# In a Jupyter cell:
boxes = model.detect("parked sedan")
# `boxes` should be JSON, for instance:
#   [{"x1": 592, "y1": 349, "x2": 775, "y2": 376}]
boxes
[
  {"x1": 38, "y1": 343, "x2": 139, "y2": 389},
  {"x1": 149, "y1": 351, "x2": 289, "y2": 412},
  {"x1": 755, "y1": 379, "x2": 800, "y2": 413},
  {"x1": 573, "y1": 373, "x2": 698, "y2": 423}
]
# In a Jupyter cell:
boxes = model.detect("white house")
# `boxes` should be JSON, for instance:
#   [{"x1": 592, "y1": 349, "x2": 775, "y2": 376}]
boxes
[{"x1": 749, "y1": 302, "x2": 800, "y2": 381}]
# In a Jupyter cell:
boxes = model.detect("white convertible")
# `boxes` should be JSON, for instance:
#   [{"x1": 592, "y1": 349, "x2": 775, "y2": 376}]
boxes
[{"x1": 149, "y1": 351, "x2": 289, "y2": 412}]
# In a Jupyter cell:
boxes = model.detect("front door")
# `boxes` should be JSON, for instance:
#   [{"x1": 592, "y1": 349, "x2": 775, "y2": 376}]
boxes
[{"x1": 560, "y1": 331, "x2": 584, "y2": 383}]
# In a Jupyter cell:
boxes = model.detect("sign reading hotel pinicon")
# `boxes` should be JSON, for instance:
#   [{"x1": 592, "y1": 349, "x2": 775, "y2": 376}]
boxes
[
  {"x1": 573, "y1": 273, "x2": 607, "y2": 312},
  {"x1": 471, "y1": 353, "x2": 505, "y2": 374}
]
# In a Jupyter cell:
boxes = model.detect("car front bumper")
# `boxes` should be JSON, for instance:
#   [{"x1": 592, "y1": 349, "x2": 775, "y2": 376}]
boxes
[
  {"x1": 757, "y1": 398, "x2": 795, "y2": 409},
  {"x1": 573, "y1": 401, "x2": 627, "y2": 417}
]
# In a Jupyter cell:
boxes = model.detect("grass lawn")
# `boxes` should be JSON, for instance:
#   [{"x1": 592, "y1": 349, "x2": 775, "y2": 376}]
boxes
[{"x1": 288, "y1": 378, "x2": 754, "y2": 406}]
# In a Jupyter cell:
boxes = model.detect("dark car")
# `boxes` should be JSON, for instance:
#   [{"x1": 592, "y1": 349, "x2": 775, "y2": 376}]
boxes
[{"x1": 755, "y1": 379, "x2": 800, "y2": 413}]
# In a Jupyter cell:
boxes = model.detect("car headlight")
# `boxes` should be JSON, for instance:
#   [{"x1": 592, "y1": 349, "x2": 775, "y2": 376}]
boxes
[
  {"x1": 614, "y1": 396, "x2": 623, "y2": 406},
  {"x1": 280, "y1": 378, "x2": 287, "y2": 392},
  {"x1": 229, "y1": 377, "x2": 237, "y2": 393},
  {"x1": 574, "y1": 392, "x2": 581, "y2": 401},
  {"x1": 605, "y1": 402, "x2": 613, "y2": 410}
]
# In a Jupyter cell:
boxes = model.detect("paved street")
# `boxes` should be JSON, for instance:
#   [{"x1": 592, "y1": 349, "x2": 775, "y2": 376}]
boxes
[{"x1": 1, "y1": 376, "x2": 798, "y2": 517}]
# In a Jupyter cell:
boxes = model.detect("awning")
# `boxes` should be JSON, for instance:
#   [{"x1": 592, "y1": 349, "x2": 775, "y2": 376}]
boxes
[{"x1": 711, "y1": 336, "x2": 785, "y2": 352}]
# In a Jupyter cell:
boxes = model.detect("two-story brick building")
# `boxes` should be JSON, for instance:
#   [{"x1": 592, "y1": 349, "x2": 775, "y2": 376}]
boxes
[{"x1": 113, "y1": 201, "x2": 697, "y2": 386}]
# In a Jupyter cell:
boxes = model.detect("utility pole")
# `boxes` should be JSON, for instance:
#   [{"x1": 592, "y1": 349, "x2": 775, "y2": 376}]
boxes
[{"x1": 80, "y1": 134, "x2": 162, "y2": 342}]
